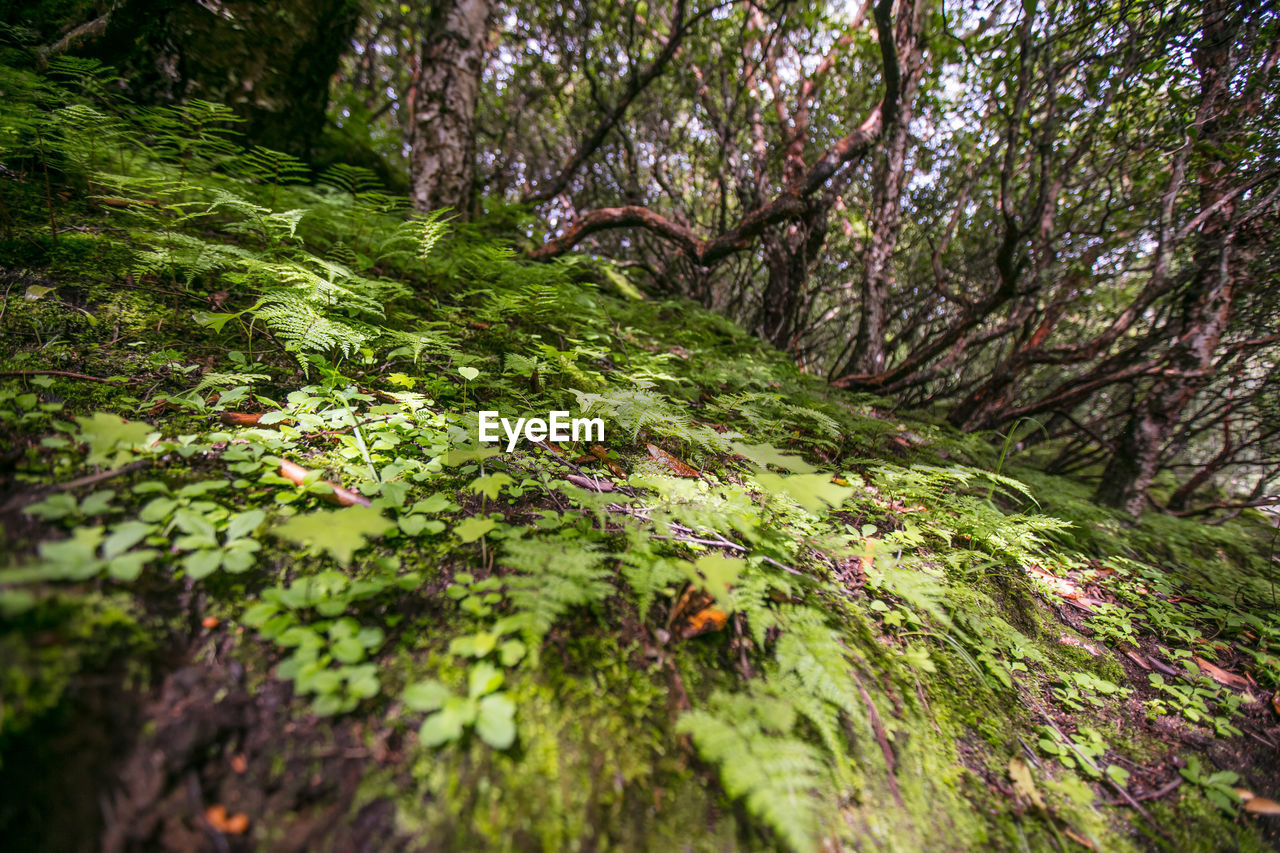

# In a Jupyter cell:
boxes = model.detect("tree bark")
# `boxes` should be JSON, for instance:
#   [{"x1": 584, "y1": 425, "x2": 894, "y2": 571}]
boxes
[
  {"x1": 407, "y1": 0, "x2": 495, "y2": 215},
  {"x1": 82, "y1": 0, "x2": 360, "y2": 158},
  {"x1": 1094, "y1": 0, "x2": 1239, "y2": 516},
  {"x1": 843, "y1": 0, "x2": 924, "y2": 376},
  {"x1": 755, "y1": 200, "x2": 831, "y2": 350}
]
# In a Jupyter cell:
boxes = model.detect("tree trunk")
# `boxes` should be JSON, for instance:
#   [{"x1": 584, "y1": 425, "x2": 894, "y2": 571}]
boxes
[
  {"x1": 1094, "y1": 0, "x2": 1238, "y2": 516},
  {"x1": 847, "y1": 110, "x2": 910, "y2": 375},
  {"x1": 407, "y1": 0, "x2": 494, "y2": 215},
  {"x1": 755, "y1": 201, "x2": 830, "y2": 351},
  {"x1": 83, "y1": 0, "x2": 360, "y2": 158},
  {"x1": 839, "y1": 0, "x2": 924, "y2": 377}
]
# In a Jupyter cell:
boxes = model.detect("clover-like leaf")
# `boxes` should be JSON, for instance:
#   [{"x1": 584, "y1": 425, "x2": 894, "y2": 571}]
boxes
[
  {"x1": 468, "y1": 661, "x2": 504, "y2": 699},
  {"x1": 475, "y1": 692, "x2": 517, "y2": 750},
  {"x1": 273, "y1": 506, "x2": 394, "y2": 565},
  {"x1": 403, "y1": 679, "x2": 452, "y2": 713},
  {"x1": 454, "y1": 516, "x2": 496, "y2": 543}
]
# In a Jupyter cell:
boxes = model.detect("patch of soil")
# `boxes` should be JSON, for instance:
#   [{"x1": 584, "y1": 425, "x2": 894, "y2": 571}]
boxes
[{"x1": 99, "y1": 649, "x2": 406, "y2": 853}]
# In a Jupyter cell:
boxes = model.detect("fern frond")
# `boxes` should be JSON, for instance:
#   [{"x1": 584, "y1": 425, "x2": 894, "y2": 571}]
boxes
[
  {"x1": 677, "y1": 693, "x2": 828, "y2": 853},
  {"x1": 500, "y1": 536, "x2": 613, "y2": 638},
  {"x1": 254, "y1": 295, "x2": 372, "y2": 363}
]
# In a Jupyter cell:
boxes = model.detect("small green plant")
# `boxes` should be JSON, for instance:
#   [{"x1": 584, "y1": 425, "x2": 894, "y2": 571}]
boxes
[
  {"x1": 1180, "y1": 755, "x2": 1241, "y2": 814},
  {"x1": 402, "y1": 662, "x2": 517, "y2": 749}
]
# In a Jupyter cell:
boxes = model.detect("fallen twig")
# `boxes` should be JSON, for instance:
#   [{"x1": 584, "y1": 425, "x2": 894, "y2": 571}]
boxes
[
  {"x1": 0, "y1": 369, "x2": 131, "y2": 384},
  {"x1": 855, "y1": 677, "x2": 904, "y2": 807},
  {"x1": 2, "y1": 459, "x2": 151, "y2": 512},
  {"x1": 277, "y1": 459, "x2": 370, "y2": 507},
  {"x1": 1101, "y1": 777, "x2": 1182, "y2": 805}
]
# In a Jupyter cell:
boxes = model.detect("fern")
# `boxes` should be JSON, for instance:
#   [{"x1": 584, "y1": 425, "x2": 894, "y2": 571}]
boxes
[
  {"x1": 190, "y1": 371, "x2": 271, "y2": 395},
  {"x1": 677, "y1": 689, "x2": 828, "y2": 853},
  {"x1": 500, "y1": 535, "x2": 613, "y2": 638},
  {"x1": 774, "y1": 607, "x2": 863, "y2": 721},
  {"x1": 146, "y1": 99, "x2": 243, "y2": 176},
  {"x1": 572, "y1": 387, "x2": 728, "y2": 451},
  {"x1": 132, "y1": 233, "x2": 257, "y2": 285},
  {"x1": 418, "y1": 209, "x2": 450, "y2": 260},
  {"x1": 231, "y1": 145, "x2": 310, "y2": 207},
  {"x1": 616, "y1": 527, "x2": 687, "y2": 621},
  {"x1": 254, "y1": 295, "x2": 372, "y2": 364}
]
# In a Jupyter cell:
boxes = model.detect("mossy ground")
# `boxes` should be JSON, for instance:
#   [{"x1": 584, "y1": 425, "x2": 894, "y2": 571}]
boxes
[{"x1": 1, "y1": 57, "x2": 1279, "y2": 852}]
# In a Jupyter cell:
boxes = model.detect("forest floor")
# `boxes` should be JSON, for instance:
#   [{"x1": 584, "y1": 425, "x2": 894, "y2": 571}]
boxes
[{"x1": 2, "y1": 58, "x2": 1280, "y2": 852}]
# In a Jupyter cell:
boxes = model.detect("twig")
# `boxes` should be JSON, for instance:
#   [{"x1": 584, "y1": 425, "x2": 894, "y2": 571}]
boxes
[
  {"x1": 1039, "y1": 714, "x2": 1162, "y2": 832},
  {"x1": 855, "y1": 677, "x2": 904, "y2": 807},
  {"x1": 1, "y1": 459, "x2": 151, "y2": 512},
  {"x1": 652, "y1": 532, "x2": 747, "y2": 550},
  {"x1": 1101, "y1": 777, "x2": 1182, "y2": 805},
  {"x1": 654, "y1": 525, "x2": 806, "y2": 575},
  {"x1": 0, "y1": 369, "x2": 131, "y2": 384}
]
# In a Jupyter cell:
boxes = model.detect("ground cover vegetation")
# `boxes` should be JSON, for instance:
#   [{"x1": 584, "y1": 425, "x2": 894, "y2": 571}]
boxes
[{"x1": 0, "y1": 3, "x2": 1278, "y2": 851}]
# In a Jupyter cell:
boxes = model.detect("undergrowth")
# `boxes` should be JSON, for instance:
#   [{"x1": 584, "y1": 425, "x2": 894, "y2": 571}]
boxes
[{"x1": 1, "y1": 55, "x2": 1278, "y2": 852}]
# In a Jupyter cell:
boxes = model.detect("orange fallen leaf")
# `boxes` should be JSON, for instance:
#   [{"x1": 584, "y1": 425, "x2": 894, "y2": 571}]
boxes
[
  {"x1": 667, "y1": 585, "x2": 728, "y2": 640},
  {"x1": 1244, "y1": 796, "x2": 1280, "y2": 816},
  {"x1": 589, "y1": 445, "x2": 626, "y2": 478},
  {"x1": 201, "y1": 616, "x2": 219, "y2": 629},
  {"x1": 646, "y1": 444, "x2": 699, "y2": 477},
  {"x1": 678, "y1": 606, "x2": 728, "y2": 639},
  {"x1": 1193, "y1": 656, "x2": 1249, "y2": 689},
  {"x1": 205, "y1": 805, "x2": 250, "y2": 834},
  {"x1": 278, "y1": 460, "x2": 370, "y2": 507},
  {"x1": 1272, "y1": 692, "x2": 1280, "y2": 717}
]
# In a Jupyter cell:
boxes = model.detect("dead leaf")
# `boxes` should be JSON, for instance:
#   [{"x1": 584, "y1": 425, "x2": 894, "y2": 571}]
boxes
[
  {"x1": 1061, "y1": 828, "x2": 1096, "y2": 850},
  {"x1": 1008, "y1": 758, "x2": 1045, "y2": 809},
  {"x1": 677, "y1": 606, "x2": 727, "y2": 639},
  {"x1": 1193, "y1": 656, "x2": 1249, "y2": 689},
  {"x1": 278, "y1": 460, "x2": 371, "y2": 507},
  {"x1": 1272, "y1": 692, "x2": 1280, "y2": 717},
  {"x1": 646, "y1": 444, "x2": 700, "y2": 477},
  {"x1": 205, "y1": 805, "x2": 250, "y2": 834},
  {"x1": 1235, "y1": 788, "x2": 1256, "y2": 801},
  {"x1": 1059, "y1": 635, "x2": 1101, "y2": 656},
  {"x1": 533, "y1": 439, "x2": 566, "y2": 456},
  {"x1": 1244, "y1": 796, "x2": 1280, "y2": 816},
  {"x1": 589, "y1": 445, "x2": 626, "y2": 478},
  {"x1": 667, "y1": 585, "x2": 727, "y2": 640}
]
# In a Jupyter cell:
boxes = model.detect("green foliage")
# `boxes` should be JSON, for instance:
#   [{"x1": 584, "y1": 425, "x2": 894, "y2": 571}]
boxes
[
  {"x1": 272, "y1": 505, "x2": 394, "y2": 566},
  {"x1": 404, "y1": 662, "x2": 518, "y2": 750},
  {"x1": 677, "y1": 690, "x2": 829, "y2": 853},
  {"x1": 0, "y1": 54, "x2": 1274, "y2": 853},
  {"x1": 499, "y1": 535, "x2": 613, "y2": 639}
]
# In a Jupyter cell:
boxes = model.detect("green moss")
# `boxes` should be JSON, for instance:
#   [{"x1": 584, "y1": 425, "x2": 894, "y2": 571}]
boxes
[
  {"x1": 0, "y1": 593, "x2": 148, "y2": 751},
  {"x1": 377, "y1": 634, "x2": 740, "y2": 851}
]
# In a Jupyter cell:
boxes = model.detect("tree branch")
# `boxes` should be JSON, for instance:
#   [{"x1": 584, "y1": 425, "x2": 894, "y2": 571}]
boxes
[{"x1": 527, "y1": 0, "x2": 903, "y2": 264}]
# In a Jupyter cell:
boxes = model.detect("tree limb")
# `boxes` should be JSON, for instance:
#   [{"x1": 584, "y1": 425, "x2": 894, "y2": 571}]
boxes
[{"x1": 527, "y1": 0, "x2": 902, "y2": 264}]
